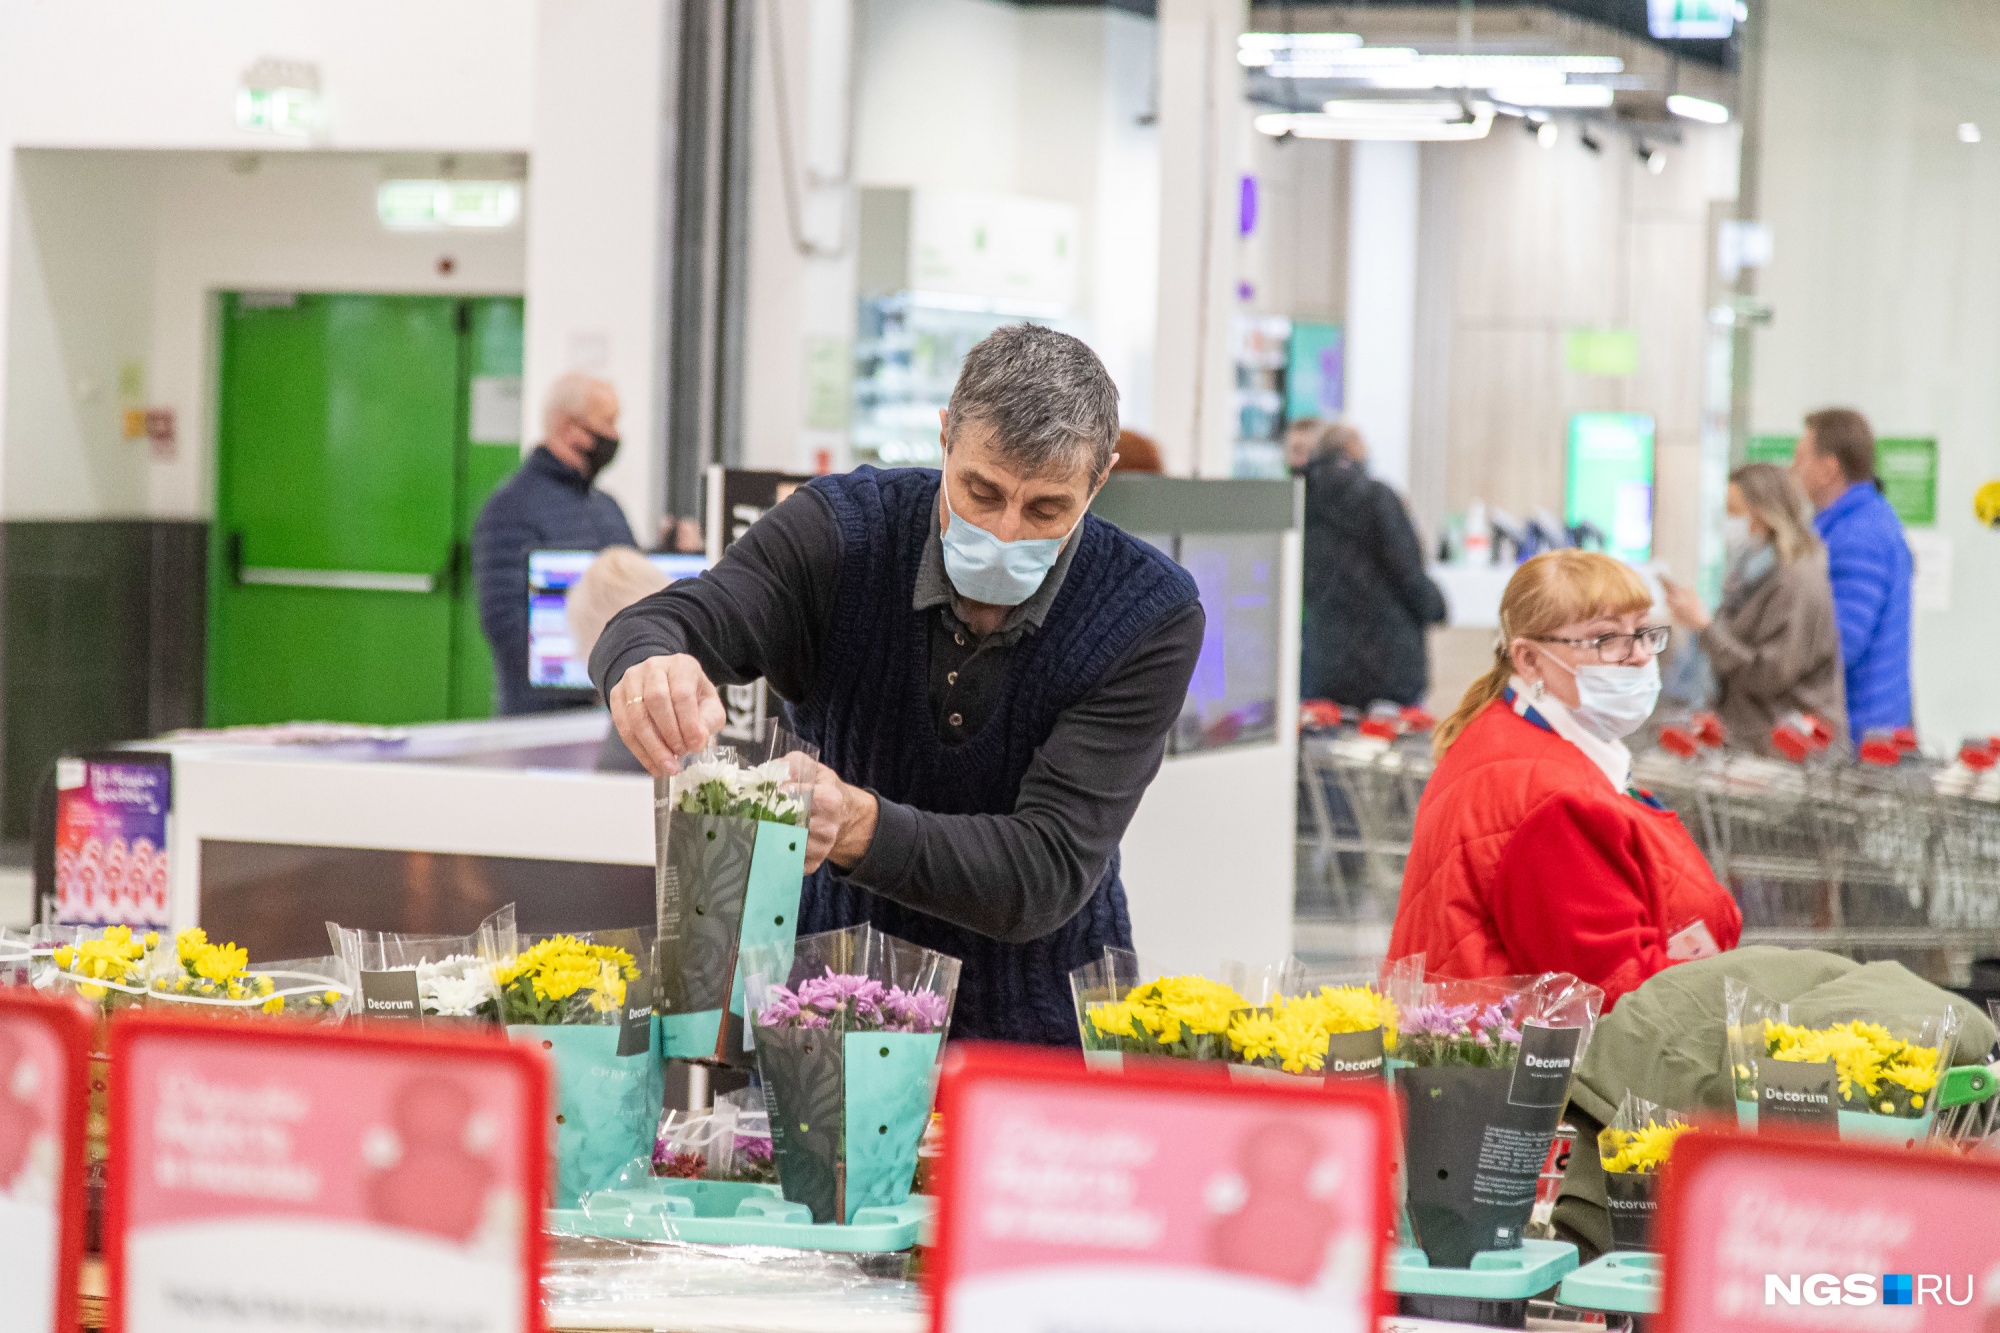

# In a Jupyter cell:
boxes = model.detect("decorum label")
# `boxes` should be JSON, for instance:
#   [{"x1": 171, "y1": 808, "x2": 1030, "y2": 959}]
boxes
[
  {"x1": 357, "y1": 969, "x2": 421, "y2": 1021},
  {"x1": 1507, "y1": 1024, "x2": 1582, "y2": 1108},
  {"x1": 617, "y1": 970, "x2": 654, "y2": 1058},
  {"x1": 1322, "y1": 1027, "x2": 1386, "y2": 1080},
  {"x1": 1758, "y1": 1058, "x2": 1838, "y2": 1132}
]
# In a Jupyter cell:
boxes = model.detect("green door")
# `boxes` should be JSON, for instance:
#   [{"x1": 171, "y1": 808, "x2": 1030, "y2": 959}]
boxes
[{"x1": 209, "y1": 293, "x2": 523, "y2": 726}]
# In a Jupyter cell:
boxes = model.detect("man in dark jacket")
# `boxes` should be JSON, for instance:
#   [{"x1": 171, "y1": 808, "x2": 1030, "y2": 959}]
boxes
[
  {"x1": 1299, "y1": 423, "x2": 1446, "y2": 707},
  {"x1": 473, "y1": 373, "x2": 636, "y2": 714},
  {"x1": 1791, "y1": 407, "x2": 1912, "y2": 745}
]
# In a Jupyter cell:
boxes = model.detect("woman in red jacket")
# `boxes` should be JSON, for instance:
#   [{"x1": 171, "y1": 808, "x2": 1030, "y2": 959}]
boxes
[{"x1": 1389, "y1": 551, "x2": 1740, "y2": 1008}]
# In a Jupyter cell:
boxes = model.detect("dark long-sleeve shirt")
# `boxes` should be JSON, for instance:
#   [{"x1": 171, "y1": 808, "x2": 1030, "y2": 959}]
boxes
[
  {"x1": 591, "y1": 485, "x2": 1204, "y2": 943},
  {"x1": 473, "y1": 446, "x2": 635, "y2": 715}
]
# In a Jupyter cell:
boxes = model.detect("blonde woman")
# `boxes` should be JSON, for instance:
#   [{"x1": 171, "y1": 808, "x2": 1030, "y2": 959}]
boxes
[
  {"x1": 568, "y1": 547, "x2": 671, "y2": 772},
  {"x1": 1662, "y1": 463, "x2": 1846, "y2": 754},
  {"x1": 1389, "y1": 551, "x2": 1740, "y2": 1008}
]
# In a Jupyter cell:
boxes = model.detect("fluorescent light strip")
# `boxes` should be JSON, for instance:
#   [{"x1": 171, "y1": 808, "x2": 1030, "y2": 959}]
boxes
[
  {"x1": 1256, "y1": 107, "x2": 1495, "y2": 142},
  {"x1": 1489, "y1": 84, "x2": 1615, "y2": 109},
  {"x1": 1261, "y1": 50, "x2": 1624, "y2": 80},
  {"x1": 1239, "y1": 31, "x2": 1364, "y2": 51},
  {"x1": 1666, "y1": 93, "x2": 1731, "y2": 124}
]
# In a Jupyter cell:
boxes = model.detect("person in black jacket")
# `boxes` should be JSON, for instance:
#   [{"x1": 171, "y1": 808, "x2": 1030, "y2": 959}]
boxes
[
  {"x1": 473, "y1": 373, "x2": 636, "y2": 714},
  {"x1": 1298, "y1": 422, "x2": 1446, "y2": 707}
]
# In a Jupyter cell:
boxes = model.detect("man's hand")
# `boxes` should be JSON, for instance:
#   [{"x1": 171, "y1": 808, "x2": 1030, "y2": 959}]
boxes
[
  {"x1": 609, "y1": 654, "x2": 727, "y2": 775},
  {"x1": 803, "y1": 763, "x2": 879, "y2": 875}
]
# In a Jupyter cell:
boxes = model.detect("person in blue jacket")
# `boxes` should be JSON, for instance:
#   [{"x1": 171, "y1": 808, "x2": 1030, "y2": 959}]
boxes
[
  {"x1": 1790, "y1": 407, "x2": 1912, "y2": 744},
  {"x1": 473, "y1": 373, "x2": 636, "y2": 714}
]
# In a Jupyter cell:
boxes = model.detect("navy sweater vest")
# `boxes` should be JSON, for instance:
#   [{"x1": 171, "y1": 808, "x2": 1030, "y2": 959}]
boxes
[{"x1": 790, "y1": 467, "x2": 1199, "y2": 1045}]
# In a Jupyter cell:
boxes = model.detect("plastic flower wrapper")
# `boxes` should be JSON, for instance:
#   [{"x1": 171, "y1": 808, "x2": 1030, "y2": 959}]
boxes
[
  {"x1": 652, "y1": 1087, "x2": 778, "y2": 1184},
  {"x1": 142, "y1": 931, "x2": 351, "y2": 1021},
  {"x1": 498, "y1": 928, "x2": 663, "y2": 1207},
  {"x1": 1596, "y1": 1091, "x2": 1691, "y2": 1251},
  {"x1": 0, "y1": 927, "x2": 36, "y2": 987},
  {"x1": 1227, "y1": 956, "x2": 1420, "y2": 1081},
  {"x1": 1391, "y1": 969, "x2": 1603, "y2": 1268},
  {"x1": 327, "y1": 903, "x2": 515, "y2": 1023},
  {"x1": 742, "y1": 924, "x2": 960, "y2": 1225},
  {"x1": 41, "y1": 924, "x2": 161, "y2": 1014},
  {"x1": 1070, "y1": 948, "x2": 1255, "y2": 1066},
  {"x1": 1725, "y1": 978, "x2": 1955, "y2": 1146},
  {"x1": 655, "y1": 723, "x2": 818, "y2": 1067}
]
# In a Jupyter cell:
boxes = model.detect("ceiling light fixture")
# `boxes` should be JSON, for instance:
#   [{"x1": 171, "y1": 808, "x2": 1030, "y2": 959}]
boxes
[
  {"x1": 1959, "y1": 122, "x2": 1983, "y2": 143},
  {"x1": 1666, "y1": 94, "x2": 1731, "y2": 124},
  {"x1": 1489, "y1": 84, "x2": 1615, "y2": 110},
  {"x1": 1255, "y1": 49, "x2": 1620, "y2": 81},
  {"x1": 1640, "y1": 145, "x2": 1667, "y2": 174},
  {"x1": 1538, "y1": 120, "x2": 1561, "y2": 149},
  {"x1": 1256, "y1": 103, "x2": 1495, "y2": 142},
  {"x1": 377, "y1": 180, "x2": 523, "y2": 230}
]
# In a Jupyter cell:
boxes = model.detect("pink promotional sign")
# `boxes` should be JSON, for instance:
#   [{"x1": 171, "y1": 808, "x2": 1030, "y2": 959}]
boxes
[
  {"x1": 54, "y1": 754, "x2": 171, "y2": 930},
  {"x1": 929, "y1": 1043, "x2": 1393, "y2": 1333},
  {"x1": 0, "y1": 991, "x2": 88, "y2": 1333},
  {"x1": 1657, "y1": 1129, "x2": 2000, "y2": 1331},
  {"x1": 107, "y1": 1014, "x2": 548, "y2": 1333}
]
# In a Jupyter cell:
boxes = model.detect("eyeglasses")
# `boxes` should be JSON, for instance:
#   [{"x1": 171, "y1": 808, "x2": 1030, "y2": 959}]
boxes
[{"x1": 1535, "y1": 625, "x2": 1671, "y2": 664}]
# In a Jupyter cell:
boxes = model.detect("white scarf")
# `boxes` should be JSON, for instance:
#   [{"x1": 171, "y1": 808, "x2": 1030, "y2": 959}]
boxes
[{"x1": 1510, "y1": 674, "x2": 1632, "y2": 794}]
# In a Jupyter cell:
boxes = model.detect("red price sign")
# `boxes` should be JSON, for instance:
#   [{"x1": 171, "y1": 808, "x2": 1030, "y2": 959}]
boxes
[
  {"x1": 0, "y1": 990, "x2": 89, "y2": 1333},
  {"x1": 107, "y1": 1013, "x2": 548, "y2": 1333},
  {"x1": 1657, "y1": 1129, "x2": 2000, "y2": 1331},
  {"x1": 929, "y1": 1043, "x2": 1394, "y2": 1333}
]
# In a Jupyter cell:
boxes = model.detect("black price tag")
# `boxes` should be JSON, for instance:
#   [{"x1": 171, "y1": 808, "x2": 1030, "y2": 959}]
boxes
[
  {"x1": 1758, "y1": 1058, "x2": 1839, "y2": 1133},
  {"x1": 1507, "y1": 1024, "x2": 1582, "y2": 1108},
  {"x1": 1323, "y1": 1027, "x2": 1387, "y2": 1080},
  {"x1": 358, "y1": 969, "x2": 422, "y2": 1021}
]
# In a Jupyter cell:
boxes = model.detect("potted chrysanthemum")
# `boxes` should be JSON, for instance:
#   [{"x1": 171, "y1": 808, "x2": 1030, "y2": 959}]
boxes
[
  {"x1": 655, "y1": 729, "x2": 817, "y2": 1066},
  {"x1": 741, "y1": 925, "x2": 959, "y2": 1225},
  {"x1": 1596, "y1": 1092, "x2": 1690, "y2": 1251}
]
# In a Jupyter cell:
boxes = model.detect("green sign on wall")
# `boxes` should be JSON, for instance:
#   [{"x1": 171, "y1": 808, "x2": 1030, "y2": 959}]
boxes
[
  {"x1": 1744, "y1": 434, "x2": 1798, "y2": 467},
  {"x1": 1567, "y1": 412, "x2": 1656, "y2": 563},
  {"x1": 1564, "y1": 327, "x2": 1638, "y2": 377},
  {"x1": 1876, "y1": 437, "x2": 1938, "y2": 526}
]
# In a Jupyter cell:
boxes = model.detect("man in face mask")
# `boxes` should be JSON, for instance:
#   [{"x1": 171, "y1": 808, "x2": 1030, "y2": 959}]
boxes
[
  {"x1": 474, "y1": 372, "x2": 637, "y2": 714},
  {"x1": 593, "y1": 325, "x2": 1205, "y2": 1045}
]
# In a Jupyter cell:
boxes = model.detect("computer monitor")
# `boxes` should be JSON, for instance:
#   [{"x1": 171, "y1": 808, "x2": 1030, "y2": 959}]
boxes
[{"x1": 527, "y1": 550, "x2": 708, "y2": 690}]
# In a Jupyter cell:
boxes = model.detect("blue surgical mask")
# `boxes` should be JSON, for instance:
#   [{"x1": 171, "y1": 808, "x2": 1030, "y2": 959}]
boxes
[{"x1": 938, "y1": 464, "x2": 1086, "y2": 607}]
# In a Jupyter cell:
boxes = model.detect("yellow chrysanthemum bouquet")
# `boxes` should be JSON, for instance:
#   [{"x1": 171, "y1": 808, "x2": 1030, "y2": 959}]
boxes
[
  {"x1": 143, "y1": 929, "x2": 350, "y2": 1020},
  {"x1": 1597, "y1": 1091, "x2": 1692, "y2": 1251},
  {"x1": 45, "y1": 924, "x2": 160, "y2": 1012},
  {"x1": 1726, "y1": 979, "x2": 1956, "y2": 1144},
  {"x1": 1070, "y1": 950, "x2": 1404, "y2": 1080},
  {"x1": 496, "y1": 930, "x2": 662, "y2": 1207}
]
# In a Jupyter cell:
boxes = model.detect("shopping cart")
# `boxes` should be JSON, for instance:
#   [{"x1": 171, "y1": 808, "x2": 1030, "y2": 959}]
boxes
[{"x1": 1296, "y1": 734, "x2": 1426, "y2": 919}]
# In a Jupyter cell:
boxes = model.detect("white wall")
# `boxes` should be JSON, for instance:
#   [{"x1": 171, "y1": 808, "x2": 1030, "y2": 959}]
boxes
[
  {"x1": 1151, "y1": 0, "x2": 1245, "y2": 477},
  {"x1": 1752, "y1": 0, "x2": 2000, "y2": 745},
  {"x1": 836, "y1": 0, "x2": 1162, "y2": 448},
  {"x1": 0, "y1": 0, "x2": 538, "y2": 516},
  {"x1": 520, "y1": 0, "x2": 671, "y2": 539},
  {"x1": 3, "y1": 151, "x2": 529, "y2": 521},
  {"x1": 1345, "y1": 140, "x2": 1421, "y2": 496}
]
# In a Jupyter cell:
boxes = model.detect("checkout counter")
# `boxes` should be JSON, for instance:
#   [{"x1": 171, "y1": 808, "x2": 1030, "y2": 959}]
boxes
[{"x1": 56, "y1": 474, "x2": 1301, "y2": 973}]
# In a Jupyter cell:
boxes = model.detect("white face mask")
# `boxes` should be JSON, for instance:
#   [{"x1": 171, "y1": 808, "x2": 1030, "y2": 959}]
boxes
[
  {"x1": 1541, "y1": 654, "x2": 1662, "y2": 742},
  {"x1": 1722, "y1": 513, "x2": 1753, "y2": 558}
]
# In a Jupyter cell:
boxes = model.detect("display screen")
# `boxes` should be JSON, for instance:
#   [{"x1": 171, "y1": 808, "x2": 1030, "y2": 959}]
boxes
[
  {"x1": 528, "y1": 550, "x2": 708, "y2": 689},
  {"x1": 1174, "y1": 532, "x2": 1282, "y2": 753},
  {"x1": 1565, "y1": 412, "x2": 1656, "y2": 564}
]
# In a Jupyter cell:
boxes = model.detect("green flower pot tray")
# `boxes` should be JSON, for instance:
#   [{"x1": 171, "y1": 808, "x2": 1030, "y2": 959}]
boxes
[
  {"x1": 1558, "y1": 1249, "x2": 1660, "y2": 1317},
  {"x1": 547, "y1": 1177, "x2": 932, "y2": 1252},
  {"x1": 1388, "y1": 1239, "x2": 1580, "y2": 1330}
]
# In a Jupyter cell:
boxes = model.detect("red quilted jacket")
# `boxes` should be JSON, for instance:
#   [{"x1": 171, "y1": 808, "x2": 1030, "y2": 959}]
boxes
[{"x1": 1388, "y1": 698, "x2": 1741, "y2": 1009}]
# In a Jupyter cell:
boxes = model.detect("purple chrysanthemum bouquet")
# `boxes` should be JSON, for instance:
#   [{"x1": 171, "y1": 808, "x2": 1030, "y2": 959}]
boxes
[
  {"x1": 755, "y1": 968, "x2": 950, "y2": 1035},
  {"x1": 1386, "y1": 965, "x2": 1604, "y2": 1271},
  {"x1": 740, "y1": 924, "x2": 961, "y2": 1225}
]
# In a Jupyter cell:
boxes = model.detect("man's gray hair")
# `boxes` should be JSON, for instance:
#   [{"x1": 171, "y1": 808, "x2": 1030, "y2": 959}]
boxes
[
  {"x1": 943, "y1": 325, "x2": 1120, "y2": 479},
  {"x1": 544, "y1": 371, "x2": 611, "y2": 435}
]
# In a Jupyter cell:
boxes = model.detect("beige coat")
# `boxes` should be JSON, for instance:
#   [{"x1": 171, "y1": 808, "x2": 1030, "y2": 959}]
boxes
[{"x1": 1700, "y1": 549, "x2": 1847, "y2": 755}]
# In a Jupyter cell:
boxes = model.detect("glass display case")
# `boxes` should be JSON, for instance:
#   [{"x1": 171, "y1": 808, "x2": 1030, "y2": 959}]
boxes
[
  {"x1": 852, "y1": 295, "x2": 1034, "y2": 468},
  {"x1": 1092, "y1": 476, "x2": 1298, "y2": 756}
]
